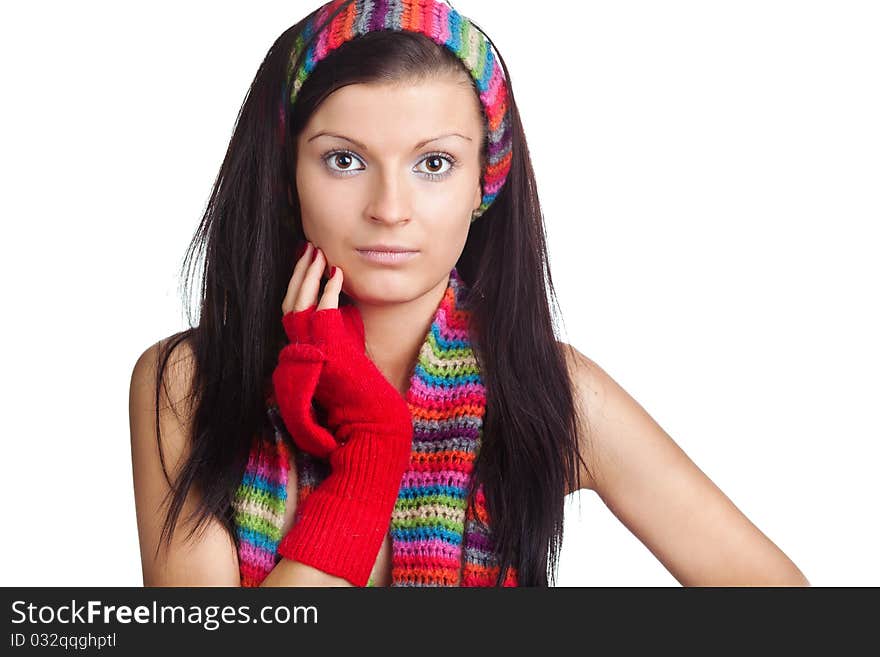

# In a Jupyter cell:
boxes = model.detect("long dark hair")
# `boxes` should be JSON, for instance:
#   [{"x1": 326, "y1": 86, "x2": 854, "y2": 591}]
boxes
[{"x1": 152, "y1": 4, "x2": 592, "y2": 586}]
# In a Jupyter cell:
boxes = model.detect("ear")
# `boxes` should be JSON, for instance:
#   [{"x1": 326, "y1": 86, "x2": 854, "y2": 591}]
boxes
[{"x1": 472, "y1": 183, "x2": 482, "y2": 213}]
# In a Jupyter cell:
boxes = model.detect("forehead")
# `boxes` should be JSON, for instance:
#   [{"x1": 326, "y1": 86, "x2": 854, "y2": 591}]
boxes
[{"x1": 302, "y1": 77, "x2": 483, "y2": 144}]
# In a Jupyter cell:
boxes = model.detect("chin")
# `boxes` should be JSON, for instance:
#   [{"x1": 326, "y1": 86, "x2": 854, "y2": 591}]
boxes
[{"x1": 342, "y1": 267, "x2": 424, "y2": 304}]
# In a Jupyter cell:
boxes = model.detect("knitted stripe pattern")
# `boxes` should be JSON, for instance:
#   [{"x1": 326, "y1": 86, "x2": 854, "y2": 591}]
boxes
[
  {"x1": 280, "y1": 0, "x2": 512, "y2": 221},
  {"x1": 232, "y1": 267, "x2": 518, "y2": 587}
]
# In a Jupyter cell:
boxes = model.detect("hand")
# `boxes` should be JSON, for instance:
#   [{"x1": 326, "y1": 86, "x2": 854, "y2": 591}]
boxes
[
  {"x1": 269, "y1": 241, "x2": 339, "y2": 459},
  {"x1": 271, "y1": 240, "x2": 414, "y2": 586},
  {"x1": 272, "y1": 240, "x2": 412, "y2": 453}
]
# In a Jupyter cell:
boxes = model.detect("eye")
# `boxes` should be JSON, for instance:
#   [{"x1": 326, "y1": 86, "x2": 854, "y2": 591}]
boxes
[
  {"x1": 319, "y1": 149, "x2": 459, "y2": 181},
  {"x1": 415, "y1": 152, "x2": 458, "y2": 180},
  {"x1": 321, "y1": 149, "x2": 365, "y2": 175}
]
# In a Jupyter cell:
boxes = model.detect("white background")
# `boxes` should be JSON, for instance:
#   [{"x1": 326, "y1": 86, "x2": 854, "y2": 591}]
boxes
[{"x1": 2, "y1": 1, "x2": 877, "y2": 586}]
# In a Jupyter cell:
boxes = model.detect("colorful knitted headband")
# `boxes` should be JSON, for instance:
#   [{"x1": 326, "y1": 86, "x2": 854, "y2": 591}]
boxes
[{"x1": 282, "y1": 0, "x2": 512, "y2": 221}]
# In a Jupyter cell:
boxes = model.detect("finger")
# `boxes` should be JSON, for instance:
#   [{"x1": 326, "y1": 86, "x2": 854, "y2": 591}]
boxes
[
  {"x1": 293, "y1": 246, "x2": 326, "y2": 313},
  {"x1": 316, "y1": 265, "x2": 343, "y2": 311},
  {"x1": 282, "y1": 241, "x2": 315, "y2": 315}
]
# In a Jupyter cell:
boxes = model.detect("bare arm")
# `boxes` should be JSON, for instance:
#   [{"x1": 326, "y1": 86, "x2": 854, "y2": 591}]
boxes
[
  {"x1": 260, "y1": 560, "x2": 353, "y2": 586},
  {"x1": 561, "y1": 343, "x2": 810, "y2": 586},
  {"x1": 129, "y1": 339, "x2": 352, "y2": 587}
]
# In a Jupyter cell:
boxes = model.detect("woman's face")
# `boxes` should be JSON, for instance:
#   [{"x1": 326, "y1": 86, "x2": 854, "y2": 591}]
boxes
[{"x1": 293, "y1": 74, "x2": 484, "y2": 304}]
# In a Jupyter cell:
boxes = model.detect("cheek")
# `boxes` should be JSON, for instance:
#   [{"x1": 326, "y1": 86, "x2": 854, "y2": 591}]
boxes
[
  {"x1": 296, "y1": 153, "x2": 342, "y2": 201},
  {"x1": 433, "y1": 171, "x2": 480, "y2": 210},
  {"x1": 301, "y1": 220, "x2": 351, "y2": 260},
  {"x1": 295, "y1": 168, "x2": 351, "y2": 244},
  {"x1": 419, "y1": 215, "x2": 471, "y2": 264},
  {"x1": 299, "y1": 212, "x2": 359, "y2": 272},
  {"x1": 295, "y1": 164, "x2": 329, "y2": 216}
]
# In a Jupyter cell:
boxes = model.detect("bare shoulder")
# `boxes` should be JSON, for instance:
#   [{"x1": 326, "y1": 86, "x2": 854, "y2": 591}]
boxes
[
  {"x1": 130, "y1": 337, "x2": 197, "y2": 415},
  {"x1": 556, "y1": 341, "x2": 611, "y2": 492},
  {"x1": 129, "y1": 335, "x2": 241, "y2": 586},
  {"x1": 129, "y1": 337, "x2": 199, "y2": 475},
  {"x1": 557, "y1": 340, "x2": 685, "y2": 494},
  {"x1": 555, "y1": 341, "x2": 810, "y2": 585},
  {"x1": 557, "y1": 340, "x2": 615, "y2": 404}
]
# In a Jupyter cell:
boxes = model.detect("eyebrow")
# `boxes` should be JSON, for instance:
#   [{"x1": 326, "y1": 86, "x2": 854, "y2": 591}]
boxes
[{"x1": 306, "y1": 131, "x2": 472, "y2": 151}]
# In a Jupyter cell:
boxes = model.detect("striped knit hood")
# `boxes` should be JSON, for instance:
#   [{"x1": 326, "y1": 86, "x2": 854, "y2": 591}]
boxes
[{"x1": 232, "y1": 267, "x2": 518, "y2": 587}]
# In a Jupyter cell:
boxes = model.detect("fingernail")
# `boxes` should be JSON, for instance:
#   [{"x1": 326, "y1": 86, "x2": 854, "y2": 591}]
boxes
[
  {"x1": 330, "y1": 266, "x2": 337, "y2": 278},
  {"x1": 295, "y1": 241, "x2": 307, "y2": 259},
  {"x1": 311, "y1": 247, "x2": 319, "y2": 262}
]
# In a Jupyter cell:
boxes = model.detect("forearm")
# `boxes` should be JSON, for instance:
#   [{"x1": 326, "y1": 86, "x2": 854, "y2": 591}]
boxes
[
  {"x1": 272, "y1": 304, "x2": 412, "y2": 588},
  {"x1": 259, "y1": 558, "x2": 355, "y2": 587}
]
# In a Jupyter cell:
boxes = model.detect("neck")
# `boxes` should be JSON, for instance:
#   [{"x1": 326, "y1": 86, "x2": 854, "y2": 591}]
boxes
[{"x1": 353, "y1": 272, "x2": 451, "y2": 397}]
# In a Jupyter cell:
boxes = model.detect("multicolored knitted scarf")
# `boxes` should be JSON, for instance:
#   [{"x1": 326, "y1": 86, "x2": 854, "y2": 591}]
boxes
[{"x1": 232, "y1": 267, "x2": 518, "y2": 587}]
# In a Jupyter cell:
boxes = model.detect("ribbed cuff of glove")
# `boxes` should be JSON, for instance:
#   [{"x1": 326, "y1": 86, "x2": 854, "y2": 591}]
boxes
[{"x1": 275, "y1": 426, "x2": 411, "y2": 587}]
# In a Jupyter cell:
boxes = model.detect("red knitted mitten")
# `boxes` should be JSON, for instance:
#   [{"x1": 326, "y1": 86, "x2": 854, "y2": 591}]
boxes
[{"x1": 272, "y1": 303, "x2": 413, "y2": 587}]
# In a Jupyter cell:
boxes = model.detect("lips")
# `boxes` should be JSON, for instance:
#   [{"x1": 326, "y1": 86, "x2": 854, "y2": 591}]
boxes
[
  {"x1": 356, "y1": 245, "x2": 418, "y2": 253},
  {"x1": 356, "y1": 248, "x2": 419, "y2": 265}
]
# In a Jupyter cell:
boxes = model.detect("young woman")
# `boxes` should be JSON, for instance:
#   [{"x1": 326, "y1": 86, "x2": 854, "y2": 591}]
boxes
[{"x1": 129, "y1": 0, "x2": 809, "y2": 587}]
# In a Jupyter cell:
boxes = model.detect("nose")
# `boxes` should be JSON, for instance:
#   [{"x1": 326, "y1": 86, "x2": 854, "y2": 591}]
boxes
[{"x1": 365, "y1": 169, "x2": 412, "y2": 225}]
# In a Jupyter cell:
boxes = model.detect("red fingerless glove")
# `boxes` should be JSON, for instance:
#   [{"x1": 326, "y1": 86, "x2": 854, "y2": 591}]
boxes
[
  {"x1": 271, "y1": 303, "x2": 413, "y2": 587},
  {"x1": 271, "y1": 306, "x2": 338, "y2": 460},
  {"x1": 309, "y1": 306, "x2": 414, "y2": 444}
]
